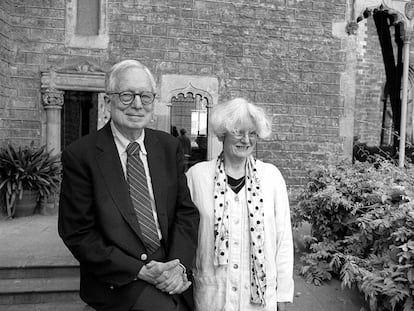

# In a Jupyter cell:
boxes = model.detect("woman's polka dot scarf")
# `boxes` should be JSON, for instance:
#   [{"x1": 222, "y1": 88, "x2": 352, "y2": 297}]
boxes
[{"x1": 213, "y1": 153, "x2": 266, "y2": 306}]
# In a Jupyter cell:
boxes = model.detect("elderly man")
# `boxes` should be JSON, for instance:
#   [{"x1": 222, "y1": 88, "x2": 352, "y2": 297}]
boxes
[{"x1": 58, "y1": 60, "x2": 199, "y2": 311}]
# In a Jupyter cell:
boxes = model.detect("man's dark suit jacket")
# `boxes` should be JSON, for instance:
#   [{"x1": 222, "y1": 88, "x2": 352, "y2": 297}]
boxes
[{"x1": 58, "y1": 122, "x2": 200, "y2": 311}]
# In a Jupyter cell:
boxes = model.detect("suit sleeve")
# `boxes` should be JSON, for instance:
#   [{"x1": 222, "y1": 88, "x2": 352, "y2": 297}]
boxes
[
  {"x1": 166, "y1": 142, "x2": 200, "y2": 271},
  {"x1": 58, "y1": 148, "x2": 145, "y2": 287}
]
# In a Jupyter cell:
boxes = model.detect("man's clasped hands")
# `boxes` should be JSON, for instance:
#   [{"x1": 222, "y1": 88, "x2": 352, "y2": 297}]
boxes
[{"x1": 138, "y1": 259, "x2": 191, "y2": 295}]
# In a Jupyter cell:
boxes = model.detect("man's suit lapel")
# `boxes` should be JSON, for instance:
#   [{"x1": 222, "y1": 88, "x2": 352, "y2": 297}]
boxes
[
  {"x1": 145, "y1": 130, "x2": 169, "y2": 243},
  {"x1": 95, "y1": 123, "x2": 145, "y2": 242}
]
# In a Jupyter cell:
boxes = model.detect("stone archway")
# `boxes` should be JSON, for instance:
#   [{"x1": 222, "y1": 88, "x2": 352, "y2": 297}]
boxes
[{"x1": 40, "y1": 60, "x2": 108, "y2": 155}]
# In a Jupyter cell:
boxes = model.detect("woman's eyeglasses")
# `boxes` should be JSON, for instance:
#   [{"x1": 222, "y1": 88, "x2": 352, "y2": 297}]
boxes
[
  {"x1": 230, "y1": 130, "x2": 258, "y2": 140},
  {"x1": 107, "y1": 91, "x2": 155, "y2": 106}
]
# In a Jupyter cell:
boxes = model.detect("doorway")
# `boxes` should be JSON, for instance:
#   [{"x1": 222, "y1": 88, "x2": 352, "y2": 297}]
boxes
[{"x1": 61, "y1": 91, "x2": 99, "y2": 149}]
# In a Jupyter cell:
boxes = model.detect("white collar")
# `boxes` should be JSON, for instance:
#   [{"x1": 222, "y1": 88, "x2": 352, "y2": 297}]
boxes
[{"x1": 110, "y1": 121, "x2": 147, "y2": 155}]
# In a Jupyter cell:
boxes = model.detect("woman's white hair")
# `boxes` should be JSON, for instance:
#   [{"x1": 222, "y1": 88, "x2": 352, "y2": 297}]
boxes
[
  {"x1": 210, "y1": 98, "x2": 272, "y2": 139},
  {"x1": 105, "y1": 60, "x2": 156, "y2": 92}
]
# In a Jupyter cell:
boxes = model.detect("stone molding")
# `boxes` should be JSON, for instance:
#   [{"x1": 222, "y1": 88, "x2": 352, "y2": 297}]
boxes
[
  {"x1": 41, "y1": 71, "x2": 106, "y2": 92},
  {"x1": 41, "y1": 60, "x2": 106, "y2": 92}
]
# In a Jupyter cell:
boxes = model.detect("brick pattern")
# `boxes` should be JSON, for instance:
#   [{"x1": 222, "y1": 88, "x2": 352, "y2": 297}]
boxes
[
  {"x1": 0, "y1": 0, "x2": 378, "y2": 188},
  {"x1": 0, "y1": 0, "x2": 12, "y2": 144},
  {"x1": 106, "y1": 0, "x2": 348, "y2": 187}
]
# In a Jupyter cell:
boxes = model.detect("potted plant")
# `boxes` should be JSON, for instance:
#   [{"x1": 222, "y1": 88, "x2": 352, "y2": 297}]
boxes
[
  {"x1": 38, "y1": 159, "x2": 61, "y2": 216},
  {"x1": 0, "y1": 142, "x2": 61, "y2": 218}
]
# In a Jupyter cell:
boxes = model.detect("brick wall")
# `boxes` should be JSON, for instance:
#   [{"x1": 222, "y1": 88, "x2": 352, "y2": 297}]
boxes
[
  {"x1": 0, "y1": 0, "x2": 358, "y2": 188},
  {"x1": 0, "y1": 0, "x2": 12, "y2": 145},
  {"x1": 107, "y1": 0, "x2": 348, "y2": 186},
  {"x1": 354, "y1": 18, "x2": 386, "y2": 146}
]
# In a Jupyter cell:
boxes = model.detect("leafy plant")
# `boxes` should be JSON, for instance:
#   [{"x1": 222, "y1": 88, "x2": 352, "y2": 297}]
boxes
[
  {"x1": 293, "y1": 156, "x2": 414, "y2": 311},
  {"x1": 0, "y1": 142, "x2": 61, "y2": 217}
]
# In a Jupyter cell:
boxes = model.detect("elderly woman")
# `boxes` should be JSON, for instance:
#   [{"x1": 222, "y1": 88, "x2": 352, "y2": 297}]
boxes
[{"x1": 186, "y1": 98, "x2": 294, "y2": 311}]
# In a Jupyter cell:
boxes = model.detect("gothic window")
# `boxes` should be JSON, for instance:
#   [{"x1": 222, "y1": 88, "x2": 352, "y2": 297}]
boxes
[{"x1": 170, "y1": 93, "x2": 209, "y2": 170}]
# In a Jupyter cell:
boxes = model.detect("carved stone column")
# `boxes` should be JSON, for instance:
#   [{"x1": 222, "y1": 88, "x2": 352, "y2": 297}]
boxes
[{"x1": 42, "y1": 88, "x2": 64, "y2": 156}]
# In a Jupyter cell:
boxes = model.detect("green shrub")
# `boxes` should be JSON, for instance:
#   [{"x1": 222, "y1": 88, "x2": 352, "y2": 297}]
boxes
[{"x1": 293, "y1": 157, "x2": 414, "y2": 311}]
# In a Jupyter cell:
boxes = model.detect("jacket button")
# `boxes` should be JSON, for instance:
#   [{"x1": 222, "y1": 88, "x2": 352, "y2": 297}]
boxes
[
  {"x1": 109, "y1": 285, "x2": 114, "y2": 290},
  {"x1": 141, "y1": 254, "x2": 148, "y2": 261}
]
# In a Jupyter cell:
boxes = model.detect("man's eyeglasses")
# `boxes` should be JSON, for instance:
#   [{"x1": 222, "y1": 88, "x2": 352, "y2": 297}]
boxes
[
  {"x1": 107, "y1": 91, "x2": 155, "y2": 106},
  {"x1": 230, "y1": 130, "x2": 258, "y2": 140}
]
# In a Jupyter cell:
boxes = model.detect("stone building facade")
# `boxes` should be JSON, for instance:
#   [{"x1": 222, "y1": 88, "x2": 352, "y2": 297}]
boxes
[{"x1": 0, "y1": 0, "x2": 409, "y2": 189}]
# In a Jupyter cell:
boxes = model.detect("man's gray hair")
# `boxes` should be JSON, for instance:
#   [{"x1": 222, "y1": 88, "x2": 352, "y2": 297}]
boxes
[{"x1": 105, "y1": 60, "x2": 156, "y2": 92}]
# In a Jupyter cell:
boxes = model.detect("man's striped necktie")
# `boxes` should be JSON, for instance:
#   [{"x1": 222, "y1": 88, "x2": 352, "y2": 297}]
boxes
[{"x1": 126, "y1": 142, "x2": 160, "y2": 253}]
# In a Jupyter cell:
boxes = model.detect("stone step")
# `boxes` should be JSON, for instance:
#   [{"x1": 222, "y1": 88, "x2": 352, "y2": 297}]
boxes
[
  {"x1": 2, "y1": 301, "x2": 90, "y2": 311},
  {"x1": 0, "y1": 276, "x2": 80, "y2": 305},
  {"x1": 0, "y1": 265, "x2": 79, "y2": 280}
]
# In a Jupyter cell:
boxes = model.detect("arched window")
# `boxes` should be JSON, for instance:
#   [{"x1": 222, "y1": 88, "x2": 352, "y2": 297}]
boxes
[{"x1": 169, "y1": 87, "x2": 212, "y2": 170}]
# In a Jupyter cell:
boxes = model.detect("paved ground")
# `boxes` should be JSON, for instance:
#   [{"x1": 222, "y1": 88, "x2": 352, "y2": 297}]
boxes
[
  {"x1": 0, "y1": 214, "x2": 76, "y2": 268},
  {"x1": 0, "y1": 215, "x2": 369, "y2": 310}
]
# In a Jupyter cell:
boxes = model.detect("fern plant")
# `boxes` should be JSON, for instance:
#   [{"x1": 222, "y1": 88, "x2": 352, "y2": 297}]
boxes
[{"x1": 293, "y1": 157, "x2": 414, "y2": 311}]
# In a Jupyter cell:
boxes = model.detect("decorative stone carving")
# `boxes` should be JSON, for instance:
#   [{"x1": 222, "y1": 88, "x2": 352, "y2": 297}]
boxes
[
  {"x1": 57, "y1": 60, "x2": 105, "y2": 73},
  {"x1": 167, "y1": 83, "x2": 213, "y2": 108},
  {"x1": 349, "y1": 0, "x2": 414, "y2": 35},
  {"x1": 346, "y1": 21, "x2": 359, "y2": 35},
  {"x1": 42, "y1": 88, "x2": 64, "y2": 109}
]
